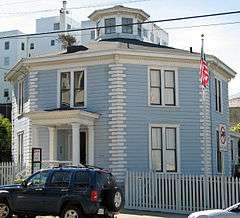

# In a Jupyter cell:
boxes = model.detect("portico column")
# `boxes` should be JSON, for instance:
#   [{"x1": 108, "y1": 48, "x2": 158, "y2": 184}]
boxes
[
  {"x1": 72, "y1": 123, "x2": 80, "y2": 165},
  {"x1": 88, "y1": 125, "x2": 94, "y2": 165},
  {"x1": 48, "y1": 127, "x2": 57, "y2": 161}
]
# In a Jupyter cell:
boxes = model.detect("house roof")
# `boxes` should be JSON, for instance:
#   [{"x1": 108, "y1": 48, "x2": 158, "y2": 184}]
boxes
[
  {"x1": 229, "y1": 97, "x2": 240, "y2": 108},
  {"x1": 88, "y1": 5, "x2": 150, "y2": 21},
  {"x1": 5, "y1": 38, "x2": 237, "y2": 81}
]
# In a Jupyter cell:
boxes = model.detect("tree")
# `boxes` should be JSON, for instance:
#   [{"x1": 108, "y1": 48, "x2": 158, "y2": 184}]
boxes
[
  {"x1": 0, "y1": 116, "x2": 12, "y2": 162},
  {"x1": 58, "y1": 34, "x2": 77, "y2": 49},
  {"x1": 231, "y1": 123, "x2": 240, "y2": 133}
]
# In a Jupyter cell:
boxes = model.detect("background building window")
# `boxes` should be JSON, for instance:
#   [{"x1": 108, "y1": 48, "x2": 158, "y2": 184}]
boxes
[
  {"x1": 17, "y1": 132, "x2": 24, "y2": 170},
  {"x1": 74, "y1": 71, "x2": 84, "y2": 107},
  {"x1": 151, "y1": 126, "x2": 178, "y2": 172},
  {"x1": 51, "y1": 40, "x2": 55, "y2": 46},
  {"x1": 215, "y1": 78, "x2": 222, "y2": 113},
  {"x1": 4, "y1": 57, "x2": 10, "y2": 66},
  {"x1": 90, "y1": 30, "x2": 95, "y2": 40},
  {"x1": 67, "y1": 24, "x2": 71, "y2": 30},
  {"x1": 122, "y1": 18, "x2": 133, "y2": 34},
  {"x1": 60, "y1": 72, "x2": 71, "y2": 108},
  {"x1": 105, "y1": 18, "x2": 116, "y2": 34},
  {"x1": 4, "y1": 41, "x2": 10, "y2": 50},
  {"x1": 54, "y1": 22, "x2": 60, "y2": 30},
  {"x1": 4, "y1": 89, "x2": 9, "y2": 98},
  {"x1": 30, "y1": 43, "x2": 34, "y2": 50},
  {"x1": 150, "y1": 32, "x2": 154, "y2": 42},
  {"x1": 21, "y1": 42, "x2": 25, "y2": 50},
  {"x1": 143, "y1": 28, "x2": 148, "y2": 38}
]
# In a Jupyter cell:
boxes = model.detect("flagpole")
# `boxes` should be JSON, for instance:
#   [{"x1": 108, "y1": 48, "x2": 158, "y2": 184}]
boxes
[{"x1": 201, "y1": 34, "x2": 207, "y2": 177}]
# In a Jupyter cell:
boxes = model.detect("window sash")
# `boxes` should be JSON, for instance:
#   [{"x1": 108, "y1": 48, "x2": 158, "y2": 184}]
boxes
[
  {"x1": 105, "y1": 18, "x2": 116, "y2": 34},
  {"x1": 215, "y1": 78, "x2": 222, "y2": 113},
  {"x1": 18, "y1": 133, "x2": 24, "y2": 170},
  {"x1": 165, "y1": 128, "x2": 177, "y2": 172},
  {"x1": 216, "y1": 130, "x2": 223, "y2": 173},
  {"x1": 18, "y1": 81, "x2": 24, "y2": 114},
  {"x1": 5, "y1": 42, "x2": 10, "y2": 50},
  {"x1": 122, "y1": 18, "x2": 133, "y2": 34},
  {"x1": 150, "y1": 70, "x2": 161, "y2": 105},
  {"x1": 60, "y1": 72, "x2": 71, "y2": 108},
  {"x1": 74, "y1": 71, "x2": 84, "y2": 107}
]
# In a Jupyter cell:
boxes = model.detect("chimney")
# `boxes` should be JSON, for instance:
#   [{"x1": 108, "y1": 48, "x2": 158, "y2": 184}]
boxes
[
  {"x1": 190, "y1": 47, "x2": 193, "y2": 53},
  {"x1": 60, "y1": 1, "x2": 68, "y2": 31}
]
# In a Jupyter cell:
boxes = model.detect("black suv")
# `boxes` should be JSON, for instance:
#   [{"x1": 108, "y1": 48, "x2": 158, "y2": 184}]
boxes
[{"x1": 0, "y1": 166, "x2": 123, "y2": 218}]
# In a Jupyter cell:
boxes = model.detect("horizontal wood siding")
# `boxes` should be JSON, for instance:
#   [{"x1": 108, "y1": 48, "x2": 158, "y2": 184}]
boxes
[
  {"x1": 87, "y1": 65, "x2": 110, "y2": 169},
  {"x1": 125, "y1": 64, "x2": 203, "y2": 174}
]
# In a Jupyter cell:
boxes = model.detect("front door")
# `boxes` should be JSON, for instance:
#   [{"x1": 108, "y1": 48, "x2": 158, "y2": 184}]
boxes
[{"x1": 80, "y1": 132, "x2": 86, "y2": 165}]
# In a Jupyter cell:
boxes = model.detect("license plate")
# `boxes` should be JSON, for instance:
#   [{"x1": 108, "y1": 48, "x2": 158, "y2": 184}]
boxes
[{"x1": 97, "y1": 208, "x2": 105, "y2": 215}]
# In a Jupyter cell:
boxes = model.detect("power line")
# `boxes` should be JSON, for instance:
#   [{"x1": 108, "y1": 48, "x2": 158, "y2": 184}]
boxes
[
  {"x1": 0, "y1": 0, "x2": 149, "y2": 16},
  {"x1": 1, "y1": 9, "x2": 240, "y2": 40}
]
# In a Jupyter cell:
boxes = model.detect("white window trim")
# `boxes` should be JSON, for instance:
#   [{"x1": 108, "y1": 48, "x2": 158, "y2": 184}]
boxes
[
  {"x1": 17, "y1": 79, "x2": 24, "y2": 115},
  {"x1": 57, "y1": 68, "x2": 87, "y2": 109},
  {"x1": 149, "y1": 123, "x2": 181, "y2": 173},
  {"x1": 148, "y1": 66, "x2": 179, "y2": 107},
  {"x1": 215, "y1": 77, "x2": 223, "y2": 114},
  {"x1": 17, "y1": 131, "x2": 24, "y2": 170}
]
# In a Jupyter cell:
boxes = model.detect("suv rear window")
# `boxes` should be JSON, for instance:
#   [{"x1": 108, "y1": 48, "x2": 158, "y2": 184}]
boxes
[
  {"x1": 49, "y1": 171, "x2": 72, "y2": 187},
  {"x1": 96, "y1": 172, "x2": 116, "y2": 187},
  {"x1": 74, "y1": 171, "x2": 90, "y2": 186}
]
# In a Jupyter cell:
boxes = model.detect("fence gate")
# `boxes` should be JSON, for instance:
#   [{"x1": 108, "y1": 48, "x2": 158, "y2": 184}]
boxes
[
  {"x1": 0, "y1": 162, "x2": 15, "y2": 185},
  {"x1": 125, "y1": 171, "x2": 240, "y2": 214}
]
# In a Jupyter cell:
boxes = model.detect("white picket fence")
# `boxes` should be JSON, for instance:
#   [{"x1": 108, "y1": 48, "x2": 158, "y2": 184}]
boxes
[
  {"x1": 0, "y1": 162, "x2": 16, "y2": 185},
  {"x1": 125, "y1": 171, "x2": 240, "y2": 214}
]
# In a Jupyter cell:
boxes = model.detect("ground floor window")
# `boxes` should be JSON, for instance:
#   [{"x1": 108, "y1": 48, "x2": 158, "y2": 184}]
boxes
[
  {"x1": 216, "y1": 130, "x2": 223, "y2": 173},
  {"x1": 17, "y1": 132, "x2": 24, "y2": 170},
  {"x1": 150, "y1": 125, "x2": 178, "y2": 172}
]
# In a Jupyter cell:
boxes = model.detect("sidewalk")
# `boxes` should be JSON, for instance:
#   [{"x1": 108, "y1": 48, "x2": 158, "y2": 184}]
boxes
[{"x1": 119, "y1": 210, "x2": 188, "y2": 218}]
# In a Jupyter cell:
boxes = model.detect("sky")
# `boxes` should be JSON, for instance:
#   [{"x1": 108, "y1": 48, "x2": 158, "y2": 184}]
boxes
[{"x1": 0, "y1": 0, "x2": 240, "y2": 96}]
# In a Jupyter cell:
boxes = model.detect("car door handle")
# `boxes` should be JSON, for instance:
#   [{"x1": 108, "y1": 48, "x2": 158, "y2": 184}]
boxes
[
  {"x1": 61, "y1": 188, "x2": 68, "y2": 192},
  {"x1": 35, "y1": 188, "x2": 43, "y2": 191}
]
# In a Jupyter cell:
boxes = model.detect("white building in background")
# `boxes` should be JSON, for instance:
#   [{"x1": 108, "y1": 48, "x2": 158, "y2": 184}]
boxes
[{"x1": 0, "y1": 3, "x2": 169, "y2": 104}]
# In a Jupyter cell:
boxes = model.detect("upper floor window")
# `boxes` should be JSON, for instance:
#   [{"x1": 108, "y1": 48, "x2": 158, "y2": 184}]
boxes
[
  {"x1": 54, "y1": 22, "x2": 60, "y2": 30},
  {"x1": 51, "y1": 40, "x2": 55, "y2": 46},
  {"x1": 4, "y1": 89, "x2": 9, "y2": 98},
  {"x1": 59, "y1": 70, "x2": 85, "y2": 108},
  {"x1": 105, "y1": 18, "x2": 116, "y2": 34},
  {"x1": 4, "y1": 41, "x2": 10, "y2": 50},
  {"x1": 137, "y1": 22, "x2": 142, "y2": 37},
  {"x1": 90, "y1": 30, "x2": 95, "y2": 40},
  {"x1": 67, "y1": 24, "x2": 71, "y2": 30},
  {"x1": 4, "y1": 57, "x2": 10, "y2": 66},
  {"x1": 30, "y1": 43, "x2": 34, "y2": 50},
  {"x1": 151, "y1": 125, "x2": 178, "y2": 172},
  {"x1": 149, "y1": 69, "x2": 177, "y2": 106},
  {"x1": 18, "y1": 80, "x2": 24, "y2": 115},
  {"x1": 215, "y1": 78, "x2": 222, "y2": 113},
  {"x1": 21, "y1": 42, "x2": 25, "y2": 51},
  {"x1": 143, "y1": 28, "x2": 148, "y2": 38},
  {"x1": 122, "y1": 18, "x2": 133, "y2": 34}
]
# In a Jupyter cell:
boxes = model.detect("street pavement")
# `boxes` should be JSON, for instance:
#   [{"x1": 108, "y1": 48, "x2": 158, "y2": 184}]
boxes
[{"x1": 119, "y1": 210, "x2": 188, "y2": 218}]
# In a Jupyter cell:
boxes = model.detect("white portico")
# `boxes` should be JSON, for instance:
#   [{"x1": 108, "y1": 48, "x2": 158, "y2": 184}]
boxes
[{"x1": 25, "y1": 109, "x2": 99, "y2": 166}]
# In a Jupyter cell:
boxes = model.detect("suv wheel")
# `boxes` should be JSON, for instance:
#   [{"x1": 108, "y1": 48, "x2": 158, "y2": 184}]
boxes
[
  {"x1": 0, "y1": 200, "x2": 12, "y2": 218},
  {"x1": 105, "y1": 188, "x2": 123, "y2": 212},
  {"x1": 61, "y1": 205, "x2": 83, "y2": 218}
]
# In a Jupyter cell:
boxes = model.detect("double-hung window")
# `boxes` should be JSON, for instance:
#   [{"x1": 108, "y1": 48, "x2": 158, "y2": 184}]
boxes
[
  {"x1": 17, "y1": 132, "x2": 24, "y2": 170},
  {"x1": 122, "y1": 18, "x2": 133, "y2": 34},
  {"x1": 216, "y1": 130, "x2": 223, "y2": 173},
  {"x1": 18, "y1": 80, "x2": 24, "y2": 115},
  {"x1": 149, "y1": 68, "x2": 177, "y2": 106},
  {"x1": 105, "y1": 18, "x2": 116, "y2": 34},
  {"x1": 59, "y1": 70, "x2": 85, "y2": 108},
  {"x1": 151, "y1": 125, "x2": 178, "y2": 172},
  {"x1": 215, "y1": 78, "x2": 222, "y2": 113}
]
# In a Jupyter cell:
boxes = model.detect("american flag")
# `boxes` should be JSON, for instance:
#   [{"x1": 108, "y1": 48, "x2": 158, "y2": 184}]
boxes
[{"x1": 200, "y1": 35, "x2": 209, "y2": 88}]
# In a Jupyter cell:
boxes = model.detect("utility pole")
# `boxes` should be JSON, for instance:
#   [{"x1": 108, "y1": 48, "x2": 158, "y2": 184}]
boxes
[{"x1": 60, "y1": 1, "x2": 69, "y2": 31}]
